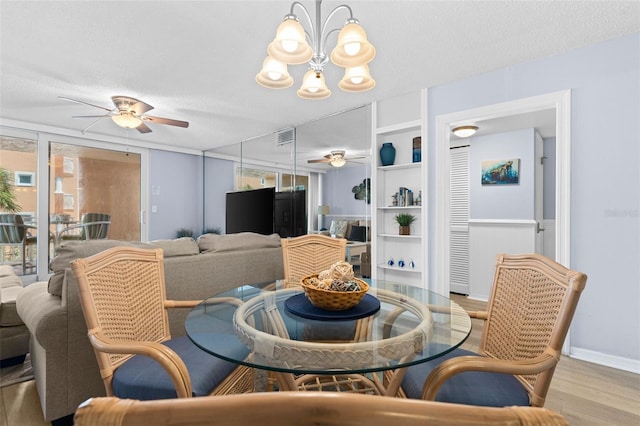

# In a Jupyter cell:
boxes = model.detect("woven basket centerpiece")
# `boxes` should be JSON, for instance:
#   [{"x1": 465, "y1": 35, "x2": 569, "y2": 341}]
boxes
[{"x1": 300, "y1": 261, "x2": 369, "y2": 311}]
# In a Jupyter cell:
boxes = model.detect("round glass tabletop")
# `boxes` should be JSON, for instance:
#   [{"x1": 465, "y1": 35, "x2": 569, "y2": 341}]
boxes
[{"x1": 185, "y1": 279, "x2": 471, "y2": 376}]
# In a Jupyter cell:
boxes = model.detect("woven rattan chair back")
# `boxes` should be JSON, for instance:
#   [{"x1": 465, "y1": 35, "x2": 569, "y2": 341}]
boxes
[
  {"x1": 74, "y1": 393, "x2": 569, "y2": 426},
  {"x1": 281, "y1": 234, "x2": 347, "y2": 284},
  {"x1": 480, "y1": 253, "x2": 587, "y2": 406},
  {"x1": 72, "y1": 247, "x2": 171, "y2": 390}
]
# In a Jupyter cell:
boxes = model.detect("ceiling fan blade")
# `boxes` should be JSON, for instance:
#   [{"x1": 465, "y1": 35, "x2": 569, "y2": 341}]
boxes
[
  {"x1": 136, "y1": 123, "x2": 152, "y2": 134},
  {"x1": 130, "y1": 100, "x2": 154, "y2": 116},
  {"x1": 80, "y1": 113, "x2": 111, "y2": 134},
  {"x1": 142, "y1": 115, "x2": 189, "y2": 128},
  {"x1": 346, "y1": 156, "x2": 367, "y2": 161},
  {"x1": 59, "y1": 96, "x2": 113, "y2": 112},
  {"x1": 307, "y1": 158, "x2": 331, "y2": 163},
  {"x1": 72, "y1": 114, "x2": 113, "y2": 119}
]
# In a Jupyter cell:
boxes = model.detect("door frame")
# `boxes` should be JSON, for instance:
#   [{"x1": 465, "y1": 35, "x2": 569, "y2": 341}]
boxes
[{"x1": 433, "y1": 90, "x2": 571, "y2": 297}]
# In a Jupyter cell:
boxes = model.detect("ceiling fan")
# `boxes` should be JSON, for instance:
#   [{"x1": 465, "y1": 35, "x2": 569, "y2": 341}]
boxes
[
  {"x1": 307, "y1": 150, "x2": 365, "y2": 167},
  {"x1": 59, "y1": 95, "x2": 189, "y2": 134}
]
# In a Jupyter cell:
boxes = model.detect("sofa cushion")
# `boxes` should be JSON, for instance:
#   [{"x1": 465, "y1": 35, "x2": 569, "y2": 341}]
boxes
[
  {"x1": 0, "y1": 265, "x2": 16, "y2": 278},
  {"x1": 148, "y1": 237, "x2": 199, "y2": 257},
  {"x1": 48, "y1": 239, "x2": 152, "y2": 297},
  {"x1": 197, "y1": 232, "x2": 281, "y2": 253},
  {"x1": 0, "y1": 278, "x2": 24, "y2": 327}
]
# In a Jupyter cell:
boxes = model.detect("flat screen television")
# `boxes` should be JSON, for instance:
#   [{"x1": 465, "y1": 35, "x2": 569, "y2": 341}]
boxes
[{"x1": 225, "y1": 187, "x2": 275, "y2": 235}]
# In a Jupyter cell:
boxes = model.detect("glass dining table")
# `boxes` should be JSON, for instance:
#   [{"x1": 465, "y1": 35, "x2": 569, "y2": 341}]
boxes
[{"x1": 185, "y1": 279, "x2": 471, "y2": 397}]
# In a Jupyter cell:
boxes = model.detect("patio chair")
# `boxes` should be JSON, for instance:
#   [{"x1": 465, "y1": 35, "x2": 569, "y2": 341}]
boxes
[
  {"x1": 70, "y1": 246, "x2": 253, "y2": 401},
  {"x1": 401, "y1": 253, "x2": 587, "y2": 407},
  {"x1": 74, "y1": 392, "x2": 569, "y2": 426},
  {"x1": 59, "y1": 212, "x2": 111, "y2": 242},
  {"x1": 0, "y1": 213, "x2": 37, "y2": 274}
]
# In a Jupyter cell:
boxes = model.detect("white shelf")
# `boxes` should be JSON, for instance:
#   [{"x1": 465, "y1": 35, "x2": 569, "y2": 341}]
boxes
[
  {"x1": 375, "y1": 120, "x2": 422, "y2": 136},
  {"x1": 377, "y1": 264, "x2": 422, "y2": 273},
  {"x1": 377, "y1": 163, "x2": 421, "y2": 171},
  {"x1": 377, "y1": 206, "x2": 422, "y2": 211},
  {"x1": 377, "y1": 233, "x2": 421, "y2": 239}
]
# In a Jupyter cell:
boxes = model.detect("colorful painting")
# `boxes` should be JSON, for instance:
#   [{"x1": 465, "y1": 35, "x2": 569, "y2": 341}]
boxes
[{"x1": 481, "y1": 159, "x2": 520, "y2": 185}]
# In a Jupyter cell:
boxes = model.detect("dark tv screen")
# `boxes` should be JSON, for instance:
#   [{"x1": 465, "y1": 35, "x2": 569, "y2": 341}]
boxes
[{"x1": 225, "y1": 187, "x2": 275, "y2": 235}]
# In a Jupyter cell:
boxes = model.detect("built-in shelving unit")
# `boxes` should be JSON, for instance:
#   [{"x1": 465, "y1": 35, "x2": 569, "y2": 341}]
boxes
[{"x1": 371, "y1": 91, "x2": 427, "y2": 287}]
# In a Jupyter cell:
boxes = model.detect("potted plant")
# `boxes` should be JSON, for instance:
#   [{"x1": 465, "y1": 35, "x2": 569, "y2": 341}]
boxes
[{"x1": 394, "y1": 213, "x2": 416, "y2": 235}]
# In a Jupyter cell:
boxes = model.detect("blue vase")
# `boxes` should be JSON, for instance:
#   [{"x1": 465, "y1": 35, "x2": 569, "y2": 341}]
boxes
[{"x1": 379, "y1": 142, "x2": 396, "y2": 166}]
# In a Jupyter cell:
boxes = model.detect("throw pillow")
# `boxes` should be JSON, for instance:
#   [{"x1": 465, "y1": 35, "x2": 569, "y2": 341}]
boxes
[
  {"x1": 197, "y1": 232, "x2": 281, "y2": 253},
  {"x1": 329, "y1": 220, "x2": 348, "y2": 238},
  {"x1": 348, "y1": 226, "x2": 367, "y2": 242},
  {"x1": 48, "y1": 239, "x2": 152, "y2": 297},
  {"x1": 148, "y1": 237, "x2": 199, "y2": 257}
]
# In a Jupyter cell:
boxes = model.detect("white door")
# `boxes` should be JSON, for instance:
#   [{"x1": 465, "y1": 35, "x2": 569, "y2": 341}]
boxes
[
  {"x1": 535, "y1": 132, "x2": 545, "y2": 254},
  {"x1": 449, "y1": 146, "x2": 470, "y2": 294}
]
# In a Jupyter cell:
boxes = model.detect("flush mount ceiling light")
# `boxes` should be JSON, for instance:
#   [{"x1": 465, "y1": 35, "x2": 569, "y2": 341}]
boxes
[
  {"x1": 452, "y1": 125, "x2": 479, "y2": 138},
  {"x1": 256, "y1": 0, "x2": 376, "y2": 100}
]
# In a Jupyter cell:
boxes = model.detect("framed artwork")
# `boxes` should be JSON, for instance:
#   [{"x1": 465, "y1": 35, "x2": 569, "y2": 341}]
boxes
[{"x1": 481, "y1": 159, "x2": 520, "y2": 185}]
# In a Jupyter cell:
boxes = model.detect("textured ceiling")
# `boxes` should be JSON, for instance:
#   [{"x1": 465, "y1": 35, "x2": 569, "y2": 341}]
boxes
[{"x1": 1, "y1": 1, "x2": 639, "y2": 160}]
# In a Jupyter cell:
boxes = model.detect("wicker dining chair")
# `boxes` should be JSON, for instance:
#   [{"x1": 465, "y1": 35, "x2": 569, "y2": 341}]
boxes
[
  {"x1": 74, "y1": 392, "x2": 569, "y2": 426},
  {"x1": 401, "y1": 253, "x2": 587, "y2": 407},
  {"x1": 281, "y1": 234, "x2": 347, "y2": 285},
  {"x1": 70, "y1": 246, "x2": 253, "y2": 401}
]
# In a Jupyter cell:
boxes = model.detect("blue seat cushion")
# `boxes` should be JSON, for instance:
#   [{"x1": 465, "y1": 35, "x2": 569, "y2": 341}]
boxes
[
  {"x1": 112, "y1": 335, "x2": 247, "y2": 400},
  {"x1": 402, "y1": 347, "x2": 530, "y2": 407}
]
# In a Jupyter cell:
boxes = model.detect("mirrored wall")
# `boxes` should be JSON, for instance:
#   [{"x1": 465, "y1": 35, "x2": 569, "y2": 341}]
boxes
[{"x1": 202, "y1": 104, "x2": 372, "y2": 241}]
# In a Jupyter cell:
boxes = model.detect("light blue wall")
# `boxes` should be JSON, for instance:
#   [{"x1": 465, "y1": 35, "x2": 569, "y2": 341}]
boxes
[
  {"x1": 321, "y1": 164, "x2": 371, "y2": 217},
  {"x1": 203, "y1": 156, "x2": 234, "y2": 232},
  {"x1": 470, "y1": 128, "x2": 535, "y2": 220},
  {"x1": 148, "y1": 150, "x2": 203, "y2": 240},
  {"x1": 427, "y1": 33, "x2": 640, "y2": 361}
]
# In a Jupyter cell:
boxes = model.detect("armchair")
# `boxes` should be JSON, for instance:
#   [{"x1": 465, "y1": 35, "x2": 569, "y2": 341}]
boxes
[
  {"x1": 70, "y1": 246, "x2": 253, "y2": 400},
  {"x1": 401, "y1": 253, "x2": 587, "y2": 407},
  {"x1": 74, "y1": 392, "x2": 569, "y2": 426}
]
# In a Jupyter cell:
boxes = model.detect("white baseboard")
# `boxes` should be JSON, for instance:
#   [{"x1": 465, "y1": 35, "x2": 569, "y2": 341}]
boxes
[{"x1": 570, "y1": 347, "x2": 640, "y2": 374}]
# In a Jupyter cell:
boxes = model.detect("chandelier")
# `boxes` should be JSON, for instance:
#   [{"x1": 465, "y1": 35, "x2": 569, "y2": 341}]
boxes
[{"x1": 256, "y1": 0, "x2": 376, "y2": 100}]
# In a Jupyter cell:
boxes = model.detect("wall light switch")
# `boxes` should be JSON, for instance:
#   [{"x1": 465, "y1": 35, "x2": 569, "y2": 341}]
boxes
[{"x1": 151, "y1": 205, "x2": 157, "y2": 213}]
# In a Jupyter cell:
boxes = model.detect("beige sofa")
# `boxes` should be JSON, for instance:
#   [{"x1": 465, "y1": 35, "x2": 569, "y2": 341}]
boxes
[
  {"x1": 16, "y1": 233, "x2": 285, "y2": 423},
  {"x1": 0, "y1": 265, "x2": 30, "y2": 366}
]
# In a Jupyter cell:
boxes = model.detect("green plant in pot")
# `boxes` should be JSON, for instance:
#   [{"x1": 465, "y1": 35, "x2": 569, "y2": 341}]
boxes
[{"x1": 394, "y1": 213, "x2": 416, "y2": 235}]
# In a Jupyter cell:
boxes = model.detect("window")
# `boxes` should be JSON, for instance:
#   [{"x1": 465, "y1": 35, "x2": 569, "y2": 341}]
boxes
[{"x1": 14, "y1": 171, "x2": 35, "y2": 186}]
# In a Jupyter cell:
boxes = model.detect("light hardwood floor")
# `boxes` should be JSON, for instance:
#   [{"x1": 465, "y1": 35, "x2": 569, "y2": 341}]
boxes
[{"x1": 1, "y1": 294, "x2": 638, "y2": 425}]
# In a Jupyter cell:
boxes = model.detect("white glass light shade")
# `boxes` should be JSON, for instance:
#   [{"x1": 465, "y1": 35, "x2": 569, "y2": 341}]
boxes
[
  {"x1": 267, "y1": 17, "x2": 313, "y2": 64},
  {"x1": 297, "y1": 70, "x2": 331, "y2": 100},
  {"x1": 330, "y1": 157, "x2": 346, "y2": 167},
  {"x1": 338, "y1": 65, "x2": 376, "y2": 92},
  {"x1": 330, "y1": 23, "x2": 376, "y2": 67},
  {"x1": 256, "y1": 56, "x2": 294, "y2": 89},
  {"x1": 452, "y1": 125, "x2": 479, "y2": 138},
  {"x1": 112, "y1": 112, "x2": 142, "y2": 129}
]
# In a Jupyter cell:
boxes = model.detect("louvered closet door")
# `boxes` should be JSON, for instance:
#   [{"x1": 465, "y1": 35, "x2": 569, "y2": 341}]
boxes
[{"x1": 450, "y1": 146, "x2": 470, "y2": 295}]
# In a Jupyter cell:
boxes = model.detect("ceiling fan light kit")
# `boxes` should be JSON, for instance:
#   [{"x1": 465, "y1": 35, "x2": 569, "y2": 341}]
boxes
[
  {"x1": 256, "y1": 0, "x2": 376, "y2": 100},
  {"x1": 452, "y1": 125, "x2": 479, "y2": 138},
  {"x1": 111, "y1": 111, "x2": 142, "y2": 129}
]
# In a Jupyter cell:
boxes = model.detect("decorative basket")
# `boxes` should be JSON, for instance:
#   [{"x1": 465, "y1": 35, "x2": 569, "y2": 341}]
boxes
[{"x1": 300, "y1": 274, "x2": 369, "y2": 311}]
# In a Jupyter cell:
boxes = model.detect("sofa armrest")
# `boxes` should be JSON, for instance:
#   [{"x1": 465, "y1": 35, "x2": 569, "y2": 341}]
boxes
[{"x1": 16, "y1": 281, "x2": 66, "y2": 348}]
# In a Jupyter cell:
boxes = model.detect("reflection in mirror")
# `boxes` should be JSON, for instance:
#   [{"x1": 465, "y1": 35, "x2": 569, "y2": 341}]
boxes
[{"x1": 203, "y1": 104, "x2": 371, "y2": 275}]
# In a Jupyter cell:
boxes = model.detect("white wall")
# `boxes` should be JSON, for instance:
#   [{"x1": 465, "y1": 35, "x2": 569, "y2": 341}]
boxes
[{"x1": 426, "y1": 33, "x2": 640, "y2": 368}]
